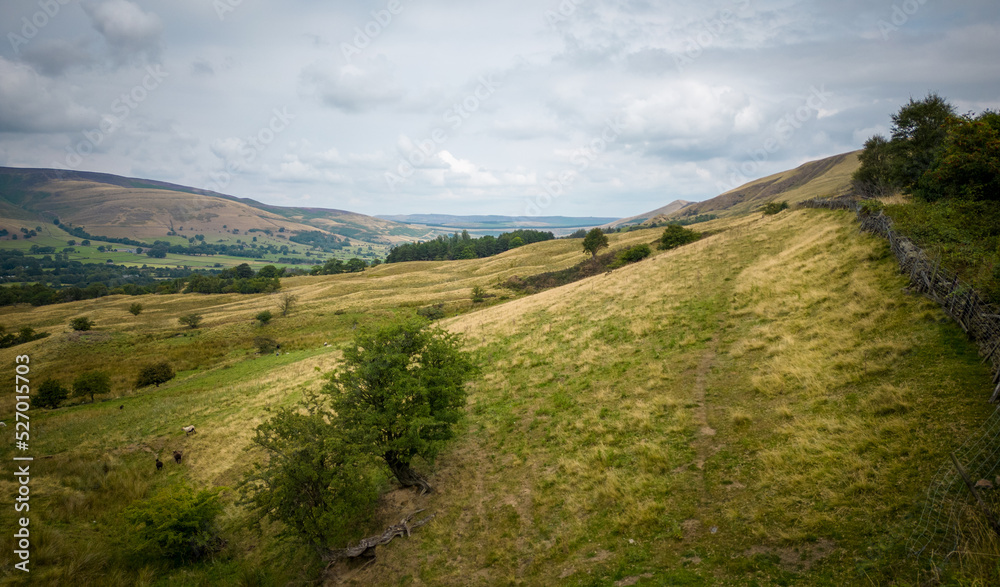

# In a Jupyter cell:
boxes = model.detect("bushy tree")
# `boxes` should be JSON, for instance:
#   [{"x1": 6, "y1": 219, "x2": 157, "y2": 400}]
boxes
[
  {"x1": 238, "y1": 402, "x2": 382, "y2": 552},
  {"x1": 658, "y1": 225, "x2": 701, "y2": 250},
  {"x1": 136, "y1": 362, "x2": 175, "y2": 388},
  {"x1": 179, "y1": 314, "x2": 202, "y2": 329},
  {"x1": 128, "y1": 302, "x2": 143, "y2": 316},
  {"x1": 582, "y1": 228, "x2": 609, "y2": 258},
  {"x1": 73, "y1": 371, "x2": 110, "y2": 403},
  {"x1": 888, "y1": 93, "x2": 955, "y2": 190},
  {"x1": 123, "y1": 487, "x2": 224, "y2": 564},
  {"x1": 762, "y1": 201, "x2": 789, "y2": 215},
  {"x1": 324, "y1": 319, "x2": 478, "y2": 494},
  {"x1": 254, "y1": 336, "x2": 278, "y2": 354},
  {"x1": 70, "y1": 316, "x2": 94, "y2": 331},
  {"x1": 471, "y1": 285, "x2": 485, "y2": 303},
  {"x1": 256, "y1": 310, "x2": 273, "y2": 325},
  {"x1": 917, "y1": 111, "x2": 1000, "y2": 202},
  {"x1": 35, "y1": 378, "x2": 69, "y2": 409}
]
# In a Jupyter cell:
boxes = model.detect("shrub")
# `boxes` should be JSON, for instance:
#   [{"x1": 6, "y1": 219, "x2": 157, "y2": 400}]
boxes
[
  {"x1": 255, "y1": 310, "x2": 273, "y2": 325},
  {"x1": 416, "y1": 304, "x2": 445, "y2": 320},
  {"x1": 128, "y1": 303, "x2": 143, "y2": 316},
  {"x1": 763, "y1": 201, "x2": 789, "y2": 215},
  {"x1": 136, "y1": 362, "x2": 175, "y2": 388},
  {"x1": 471, "y1": 285, "x2": 485, "y2": 303},
  {"x1": 70, "y1": 317, "x2": 94, "y2": 331},
  {"x1": 658, "y1": 225, "x2": 701, "y2": 250},
  {"x1": 616, "y1": 244, "x2": 652, "y2": 265},
  {"x1": 35, "y1": 378, "x2": 69, "y2": 409},
  {"x1": 122, "y1": 487, "x2": 225, "y2": 564},
  {"x1": 178, "y1": 314, "x2": 202, "y2": 329},
  {"x1": 254, "y1": 336, "x2": 278, "y2": 354},
  {"x1": 73, "y1": 371, "x2": 110, "y2": 403}
]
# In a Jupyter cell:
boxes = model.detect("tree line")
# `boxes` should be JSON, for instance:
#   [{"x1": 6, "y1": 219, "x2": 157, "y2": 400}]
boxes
[
  {"x1": 853, "y1": 93, "x2": 1000, "y2": 202},
  {"x1": 385, "y1": 229, "x2": 554, "y2": 263}
]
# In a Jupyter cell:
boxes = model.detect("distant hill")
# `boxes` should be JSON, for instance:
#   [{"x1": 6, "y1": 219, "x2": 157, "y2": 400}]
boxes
[
  {"x1": 376, "y1": 214, "x2": 619, "y2": 233},
  {"x1": 602, "y1": 200, "x2": 693, "y2": 229},
  {"x1": 0, "y1": 167, "x2": 438, "y2": 245},
  {"x1": 668, "y1": 151, "x2": 860, "y2": 219}
]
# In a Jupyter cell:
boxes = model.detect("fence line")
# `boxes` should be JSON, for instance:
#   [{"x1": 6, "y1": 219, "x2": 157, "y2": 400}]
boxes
[{"x1": 799, "y1": 197, "x2": 1000, "y2": 394}]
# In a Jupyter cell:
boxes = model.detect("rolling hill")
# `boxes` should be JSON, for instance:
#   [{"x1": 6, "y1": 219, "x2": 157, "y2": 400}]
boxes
[{"x1": 0, "y1": 167, "x2": 440, "y2": 246}]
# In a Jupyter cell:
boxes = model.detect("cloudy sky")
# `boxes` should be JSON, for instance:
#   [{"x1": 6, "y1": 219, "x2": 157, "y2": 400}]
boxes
[{"x1": 1, "y1": 0, "x2": 998, "y2": 218}]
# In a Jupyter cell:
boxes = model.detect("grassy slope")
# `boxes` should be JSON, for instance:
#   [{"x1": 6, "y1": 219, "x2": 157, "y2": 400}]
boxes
[
  {"x1": 354, "y1": 209, "x2": 994, "y2": 586},
  {"x1": 0, "y1": 211, "x2": 994, "y2": 585}
]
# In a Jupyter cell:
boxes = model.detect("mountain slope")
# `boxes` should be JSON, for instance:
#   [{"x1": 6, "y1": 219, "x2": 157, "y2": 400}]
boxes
[
  {"x1": 0, "y1": 167, "x2": 436, "y2": 245},
  {"x1": 603, "y1": 199, "x2": 693, "y2": 229},
  {"x1": 672, "y1": 151, "x2": 859, "y2": 219}
]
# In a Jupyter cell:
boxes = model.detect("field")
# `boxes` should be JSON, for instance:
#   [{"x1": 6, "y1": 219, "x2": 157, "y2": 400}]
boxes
[{"x1": 0, "y1": 208, "x2": 996, "y2": 585}]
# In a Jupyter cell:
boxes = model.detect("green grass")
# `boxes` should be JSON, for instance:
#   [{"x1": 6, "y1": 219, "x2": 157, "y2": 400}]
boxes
[
  {"x1": 882, "y1": 197, "x2": 1000, "y2": 302},
  {"x1": 0, "y1": 210, "x2": 996, "y2": 585}
]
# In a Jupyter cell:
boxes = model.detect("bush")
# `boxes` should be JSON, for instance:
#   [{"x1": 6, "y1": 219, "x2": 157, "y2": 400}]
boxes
[
  {"x1": 658, "y1": 225, "x2": 701, "y2": 250},
  {"x1": 254, "y1": 336, "x2": 278, "y2": 354},
  {"x1": 616, "y1": 244, "x2": 652, "y2": 265},
  {"x1": 471, "y1": 285, "x2": 485, "y2": 303},
  {"x1": 136, "y1": 362, "x2": 175, "y2": 388},
  {"x1": 255, "y1": 310, "x2": 273, "y2": 325},
  {"x1": 35, "y1": 378, "x2": 69, "y2": 409},
  {"x1": 763, "y1": 201, "x2": 789, "y2": 215},
  {"x1": 238, "y1": 406, "x2": 381, "y2": 552},
  {"x1": 178, "y1": 314, "x2": 202, "y2": 329},
  {"x1": 73, "y1": 371, "x2": 111, "y2": 403},
  {"x1": 128, "y1": 303, "x2": 143, "y2": 316},
  {"x1": 122, "y1": 487, "x2": 225, "y2": 564},
  {"x1": 416, "y1": 304, "x2": 445, "y2": 320},
  {"x1": 70, "y1": 317, "x2": 94, "y2": 331},
  {"x1": 0, "y1": 326, "x2": 49, "y2": 349}
]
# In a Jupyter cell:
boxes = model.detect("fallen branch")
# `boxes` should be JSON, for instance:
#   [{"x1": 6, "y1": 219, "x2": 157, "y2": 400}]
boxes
[{"x1": 324, "y1": 510, "x2": 435, "y2": 561}]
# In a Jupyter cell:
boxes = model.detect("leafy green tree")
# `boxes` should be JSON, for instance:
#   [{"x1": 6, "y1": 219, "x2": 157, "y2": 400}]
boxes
[
  {"x1": 179, "y1": 314, "x2": 203, "y2": 329},
  {"x1": 658, "y1": 225, "x2": 701, "y2": 250},
  {"x1": 73, "y1": 371, "x2": 110, "y2": 403},
  {"x1": 136, "y1": 362, "x2": 175, "y2": 388},
  {"x1": 471, "y1": 285, "x2": 485, "y2": 303},
  {"x1": 123, "y1": 487, "x2": 224, "y2": 564},
  {"x1": 233, "y1": 263, "x2": 255, "y2": 279},
  {"x1": 35, "y1": 378, "x2": 69, "y2": 409},
  {"x1": 852, "y1": 134, "x2": 898, "y2": 197},
  {"x1": 70, "y1": 316, "x2": 94, "y2": 331},
  {"x1": 128, "y1": 302, "x2": 143, "y2": 316},
  {"x1": 324, "y1": 319, "x2": 478, "y2": 494},
  {"x1": 917, "y1": 111, "x2": 1000, "y2": 202},
  {"x1": 888, "y1": 93, "x2": 955, "y2": 190},
  {"x1": 762, "y1": 201, "x2": 789, "y2": 215},
  {"x1": 256, "y1": 310, "x2": 273, "y2": 325},
  {"x1": 257, "y1": 265, "x2": 280, "y2": 278},
  {"x1": 582, "y1": 228, "x2": 609, "y2": 258},
  {"x1": 238, "y1": 401, "x2": 381, "y2": 552}
]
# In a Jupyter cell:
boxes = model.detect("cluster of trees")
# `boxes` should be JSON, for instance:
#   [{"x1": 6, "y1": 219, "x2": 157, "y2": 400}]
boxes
[
  {"x1": 238, "y1": 319, "x2": 478, "y2": 553},
  {"x1": 35, "y1": 361, "x2": 176, "y2": 410},
  {"x1": 288, "y1": 231, "x2": 350, "y2": 252},
  {"x1": 184, "y1": 264, "x2": 282, "y2": 294},
  {"x1": 0, "y1": 325, "x2": 48, "y2": 349},
  {"x1": 309, "y1": 257, "x2": 370, "y2": 275},
  {"x1": 854, "y1": 94, "x2": 1000, "y2": 202},
  {"x1": 385, "y1": 230, "x2": 554, "y2": 263}
]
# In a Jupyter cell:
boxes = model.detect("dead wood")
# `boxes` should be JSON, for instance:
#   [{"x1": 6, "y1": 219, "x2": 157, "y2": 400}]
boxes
[{"x1": 324, "y1": 510, "x2": 435, "y2": 562}]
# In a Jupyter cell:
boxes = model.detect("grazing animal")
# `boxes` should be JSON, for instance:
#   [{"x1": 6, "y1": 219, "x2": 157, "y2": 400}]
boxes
[
  {"x1": 119, "y1": 405, "x2": 124, "y2": 410},
  {"x1": 155, "y1": 458, "x2": 163, "y2": 471},
  {"x1": 0, "y1": 421, "x2": 6, "y2": 427},
  {"x1": 182, "y1": 425, "x2": 196, "y2": 435},
  {"x1": 173, "y1": 450, "x2": 182, "y2": 464}
]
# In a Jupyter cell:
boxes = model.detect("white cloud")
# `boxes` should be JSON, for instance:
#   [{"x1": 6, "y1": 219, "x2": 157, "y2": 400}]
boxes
[
  {"x1": 0, "y1": 58, "x2": 95, "y2": 133},
  {"x1": 84, "y1": 0, "x2": 163, "y2": 63},
  {"x1": 300, "y1": 57, "x2": 404, "y2": 112}
]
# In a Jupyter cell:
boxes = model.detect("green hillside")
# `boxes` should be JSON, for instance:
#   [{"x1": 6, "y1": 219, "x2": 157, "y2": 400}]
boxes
[{"x1": 0, "y1": 204, "x2": 996, "y2": 585}]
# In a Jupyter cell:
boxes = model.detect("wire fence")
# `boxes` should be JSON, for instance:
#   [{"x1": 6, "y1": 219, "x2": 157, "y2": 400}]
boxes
[{"x1": 798, "y1": 195, "x2": 1000, "y2": 561}]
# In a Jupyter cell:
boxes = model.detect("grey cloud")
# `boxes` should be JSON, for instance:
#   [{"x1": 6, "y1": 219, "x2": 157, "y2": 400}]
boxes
[
  {"x1": 300, "y1": 57, "x2": 404, "y2": 113},
  {"x1": 0, "y1": 57, "x2": 95, "y2": 133},
  {"x1": 20, "y1": 38, "x2": 96, "y2": 76},
  {"x1": 83, "y1": 0, "x2": 163, "y2": 64}
]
